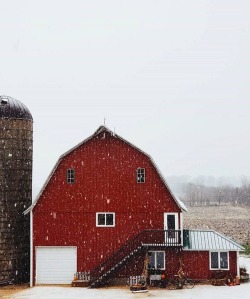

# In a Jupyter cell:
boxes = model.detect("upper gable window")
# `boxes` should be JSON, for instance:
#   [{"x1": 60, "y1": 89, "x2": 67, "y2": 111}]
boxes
[
  {"x1": 96, "y1": 213, "x2": 115, "y2": 227},
  {"x1": 137, "y1": 168, "x2": 145, "y2": 183},
  {"x1": 67, "y1": 168, "x2": 75, "y2": 184}
]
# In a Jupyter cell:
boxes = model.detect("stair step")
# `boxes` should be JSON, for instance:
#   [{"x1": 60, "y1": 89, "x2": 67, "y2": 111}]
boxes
[{"x1": 89, "y1": 239, "x2": 145, "y2": 288}]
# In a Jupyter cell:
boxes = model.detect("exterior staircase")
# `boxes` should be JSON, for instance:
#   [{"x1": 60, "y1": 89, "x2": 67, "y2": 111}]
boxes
[{"x1": 89, "y1": 229, "x2": 182, "y2": 288}]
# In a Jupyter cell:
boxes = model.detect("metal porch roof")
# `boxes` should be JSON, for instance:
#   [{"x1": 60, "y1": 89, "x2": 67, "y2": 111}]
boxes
[{"x1": 183, "y1": 229, "x2": 244, "y2": 251}]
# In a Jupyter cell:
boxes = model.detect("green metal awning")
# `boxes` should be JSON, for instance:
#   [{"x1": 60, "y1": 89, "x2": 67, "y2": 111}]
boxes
[{"x1": 183, "y1": 229, "x2": 244, "y2": 251}]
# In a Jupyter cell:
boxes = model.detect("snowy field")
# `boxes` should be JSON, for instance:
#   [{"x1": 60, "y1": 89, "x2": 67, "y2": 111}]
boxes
[{"x1": 10, "y1": 256, "x2": 250, "y2": 299}]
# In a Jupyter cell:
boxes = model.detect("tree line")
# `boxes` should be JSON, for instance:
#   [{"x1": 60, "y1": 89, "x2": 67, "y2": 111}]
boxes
[{"x1": 179, "y1": 177, "x2": 250, "y2": 207}]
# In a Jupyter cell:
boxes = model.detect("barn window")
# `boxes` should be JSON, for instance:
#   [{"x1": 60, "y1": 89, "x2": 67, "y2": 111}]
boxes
[
  {"x1": 137, "y1": 168, "x2": 145, "y2": 183},
  {"x1": 67, "y1": 168, "x2": 75, "y2": 184},
  {"x1": 96, "y1": 213, "x2": 115, "y2": 227},
  {"x1": 148, "y1": 251, "x2": 165, "y2": 270},
  {"x1": 210, "y1": 251, "x2": 229, "y2": 270}
]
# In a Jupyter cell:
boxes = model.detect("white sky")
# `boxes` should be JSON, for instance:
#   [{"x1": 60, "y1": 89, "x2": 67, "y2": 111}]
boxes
[{"x1": 1, "y1": 1, "x2": 250, "y2": 197}]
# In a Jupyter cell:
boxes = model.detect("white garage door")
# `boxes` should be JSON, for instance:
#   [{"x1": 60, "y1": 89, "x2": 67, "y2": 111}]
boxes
[{"x1": 36, "y1": 246, "x2": 77, "y2": 284}]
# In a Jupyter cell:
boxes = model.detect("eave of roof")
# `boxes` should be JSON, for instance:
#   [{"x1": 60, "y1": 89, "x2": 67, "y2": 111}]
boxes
[
  {"x1": 24, "y1": 125, "x2": 187, "y2": 214},
  {"x1": 183, "y1": 229, "x2": 244, "y2": 251}
]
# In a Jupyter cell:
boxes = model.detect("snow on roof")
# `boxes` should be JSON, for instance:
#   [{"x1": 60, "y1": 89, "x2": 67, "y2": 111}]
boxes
[
  {"x1": 183, "y1": 229, "x2": 244, "y2": 251},
  {"x1": 176, "y1": 197, "x2": 188, "y2": 212},
  {"x1": 25, "y1": 125, "x2": 186, "y2": 214}
]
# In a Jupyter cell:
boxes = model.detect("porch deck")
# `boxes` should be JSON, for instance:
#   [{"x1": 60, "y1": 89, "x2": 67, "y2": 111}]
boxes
[{"x1": 141, "y1": 229, "x2": 182, "y2": 247}]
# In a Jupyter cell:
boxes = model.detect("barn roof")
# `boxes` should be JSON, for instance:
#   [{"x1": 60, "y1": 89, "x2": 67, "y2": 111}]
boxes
[
  {"x1": 25, "y1": 125, "x2": 187, "y2": 214},
  {"x1": 183, "y1": 229, "x2": 244, "y2": 251}
]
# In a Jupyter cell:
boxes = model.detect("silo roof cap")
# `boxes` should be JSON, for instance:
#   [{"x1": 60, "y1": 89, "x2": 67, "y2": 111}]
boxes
[{"x1": 0, "y1": 95, "x2": 33, "y2": 120}]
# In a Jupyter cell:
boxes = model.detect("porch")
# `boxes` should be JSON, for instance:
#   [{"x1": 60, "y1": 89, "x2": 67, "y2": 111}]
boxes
[{"x1": 141, "y1": 229, "x2": 182, "y2": 247}]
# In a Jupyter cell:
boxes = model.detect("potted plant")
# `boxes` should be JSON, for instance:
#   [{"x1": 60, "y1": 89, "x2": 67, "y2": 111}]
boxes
[{"x1": 240, "y1": 267, "x2": 249, "y2": 283}]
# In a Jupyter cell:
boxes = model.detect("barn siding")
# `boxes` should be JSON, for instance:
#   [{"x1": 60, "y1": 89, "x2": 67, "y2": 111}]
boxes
[
  {"x1": 229, "y1": 251, "x2": 237, "y2": 277},
  {"x1": 182, "y1": 251, "x2": 210, "y2": 279},
  {"x1": 182, "y1": 250, "x2": 238, "y2": 280},
  {"x1": 107, "y1": 248, "x2": 238, "y2": 281},
  {"x1": 33, "y1": 130, "x2": 181, "y2": 282},
  {"x1": 34, "y1": 133, "x2": 178, "y2": 214},
  {"x1": 32, "y1": 128, "x2": 241, "y2": 286}
]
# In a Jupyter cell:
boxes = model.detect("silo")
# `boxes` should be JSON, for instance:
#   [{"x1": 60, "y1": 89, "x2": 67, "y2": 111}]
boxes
[{"x1": 0, "y1": 96, "x2": 33, "y2": 283}]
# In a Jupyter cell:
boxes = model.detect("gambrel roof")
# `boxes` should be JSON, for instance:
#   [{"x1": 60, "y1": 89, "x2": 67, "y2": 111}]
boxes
[
  {"x1": 183, "y1": 229, "x2": 244, "y2": 251},
  {"x1": 25, "y1": 125, "x2": 187, "y2": 214}
]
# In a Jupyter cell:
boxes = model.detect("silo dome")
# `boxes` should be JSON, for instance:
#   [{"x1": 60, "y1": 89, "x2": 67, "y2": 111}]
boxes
[
  {"x1": 0, "y1": 95, "x2": 33, "y2": 284},
  {"x1": 0, "y1": 95, "x2": 33, "y2": 120}
]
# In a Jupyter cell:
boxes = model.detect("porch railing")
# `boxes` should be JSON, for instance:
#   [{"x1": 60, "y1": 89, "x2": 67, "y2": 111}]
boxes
[{"x1": 141, "y1": 229, "x2": 182, "y2": 246}]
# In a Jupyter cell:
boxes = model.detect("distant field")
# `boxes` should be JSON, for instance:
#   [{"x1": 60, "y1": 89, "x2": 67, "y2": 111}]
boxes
[{"x1": 183, "y1": 205, "x2": 250, "y2": 245}]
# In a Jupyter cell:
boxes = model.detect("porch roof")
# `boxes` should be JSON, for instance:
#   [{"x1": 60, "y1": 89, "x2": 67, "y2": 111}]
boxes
[{"x1": 183, "y1": 229, "x2": 244, "y2": 251}]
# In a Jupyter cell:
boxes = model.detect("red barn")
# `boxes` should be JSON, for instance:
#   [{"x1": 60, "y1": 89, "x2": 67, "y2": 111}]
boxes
[{"x1": 26, "y1": 126, "x2": 243, "y2": 287}]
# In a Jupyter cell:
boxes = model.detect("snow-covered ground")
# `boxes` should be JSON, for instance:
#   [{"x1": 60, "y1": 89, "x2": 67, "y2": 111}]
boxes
[{"x1": 11, "y1": 256, "x2": 250, "y2": 299}]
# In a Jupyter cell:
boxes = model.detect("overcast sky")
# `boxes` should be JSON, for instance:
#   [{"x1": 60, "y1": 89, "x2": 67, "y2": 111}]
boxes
[{"x1": 1, "y1": 0, "x2": 250, "y2": 197}]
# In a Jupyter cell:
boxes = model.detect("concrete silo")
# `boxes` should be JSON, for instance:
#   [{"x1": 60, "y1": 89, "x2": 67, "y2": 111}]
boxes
[{"x1": 0, "y1": 96, "x2": 33, "y2": 283}]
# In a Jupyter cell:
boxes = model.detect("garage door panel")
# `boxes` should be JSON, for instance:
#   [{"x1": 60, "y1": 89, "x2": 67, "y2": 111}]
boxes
[{"x1": 36, "y1": 247, "x2": 77, "y2": 284}]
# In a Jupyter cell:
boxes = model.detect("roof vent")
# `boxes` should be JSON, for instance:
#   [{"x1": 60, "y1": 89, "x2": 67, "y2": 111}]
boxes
[{"x1": 1, "y1": 98, "x2": 8, "y2": 105}]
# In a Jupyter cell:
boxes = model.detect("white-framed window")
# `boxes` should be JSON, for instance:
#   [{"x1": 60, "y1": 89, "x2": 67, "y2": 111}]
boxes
[
  {"x1": 210, "y1": 251, "x2": 229, "y2": 270},
  {"x1": 96, "y1": 212, "x2": 115, "y2": 227},
  {"x1": 148, "y1": 251, "x2": 165, "y2": 270},
  {"x1": 137, "y1": 168, "x2": 145, "y2": 183},
  {"x1": 67, "y1": 168, "x2": 75, "y2": 184},
  {"x1": 164, "y1": 213, "x2": 179, "y2": 240}
]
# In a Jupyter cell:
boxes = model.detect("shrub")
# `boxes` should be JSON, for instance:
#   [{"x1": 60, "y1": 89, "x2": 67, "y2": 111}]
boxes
[{"x1": 243, "y1": 245, "x2": 250, "y2": 255}]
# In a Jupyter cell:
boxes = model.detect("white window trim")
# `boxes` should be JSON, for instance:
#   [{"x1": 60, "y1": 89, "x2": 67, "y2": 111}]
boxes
[
  {"x1": 164, "y1": 213, "x2": 179, "y2": 230},
  {"x1": 96, "y1": 212, "x2": 115, "y2": 227},
  {"x1": 148, "y1": 250, "x2": 165, "y2": 270},
  {"x1": 210, "y1": 251, "x2": 229, "y2": 270},
  {"x1": 180, "y1": 212, "x2": 183, "y2": 246}
]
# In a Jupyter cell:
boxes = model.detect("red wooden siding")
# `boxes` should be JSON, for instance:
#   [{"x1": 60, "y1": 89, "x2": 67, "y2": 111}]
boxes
[
  {"x1": 33, "y1": 129, "x2": 181, "y2": 277},
  {"x1": 113, "y1": 249, "x2": 238, "y2": 280},
  {"x1": 32, "y1": 127, "x2": 240, "y2": 285},
  {"x1": 182, "y1": 251, "x2": 210, "y2": 279},
  {"x1": 182, "y1": 251, "x2": 237, "y2": 280}
]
